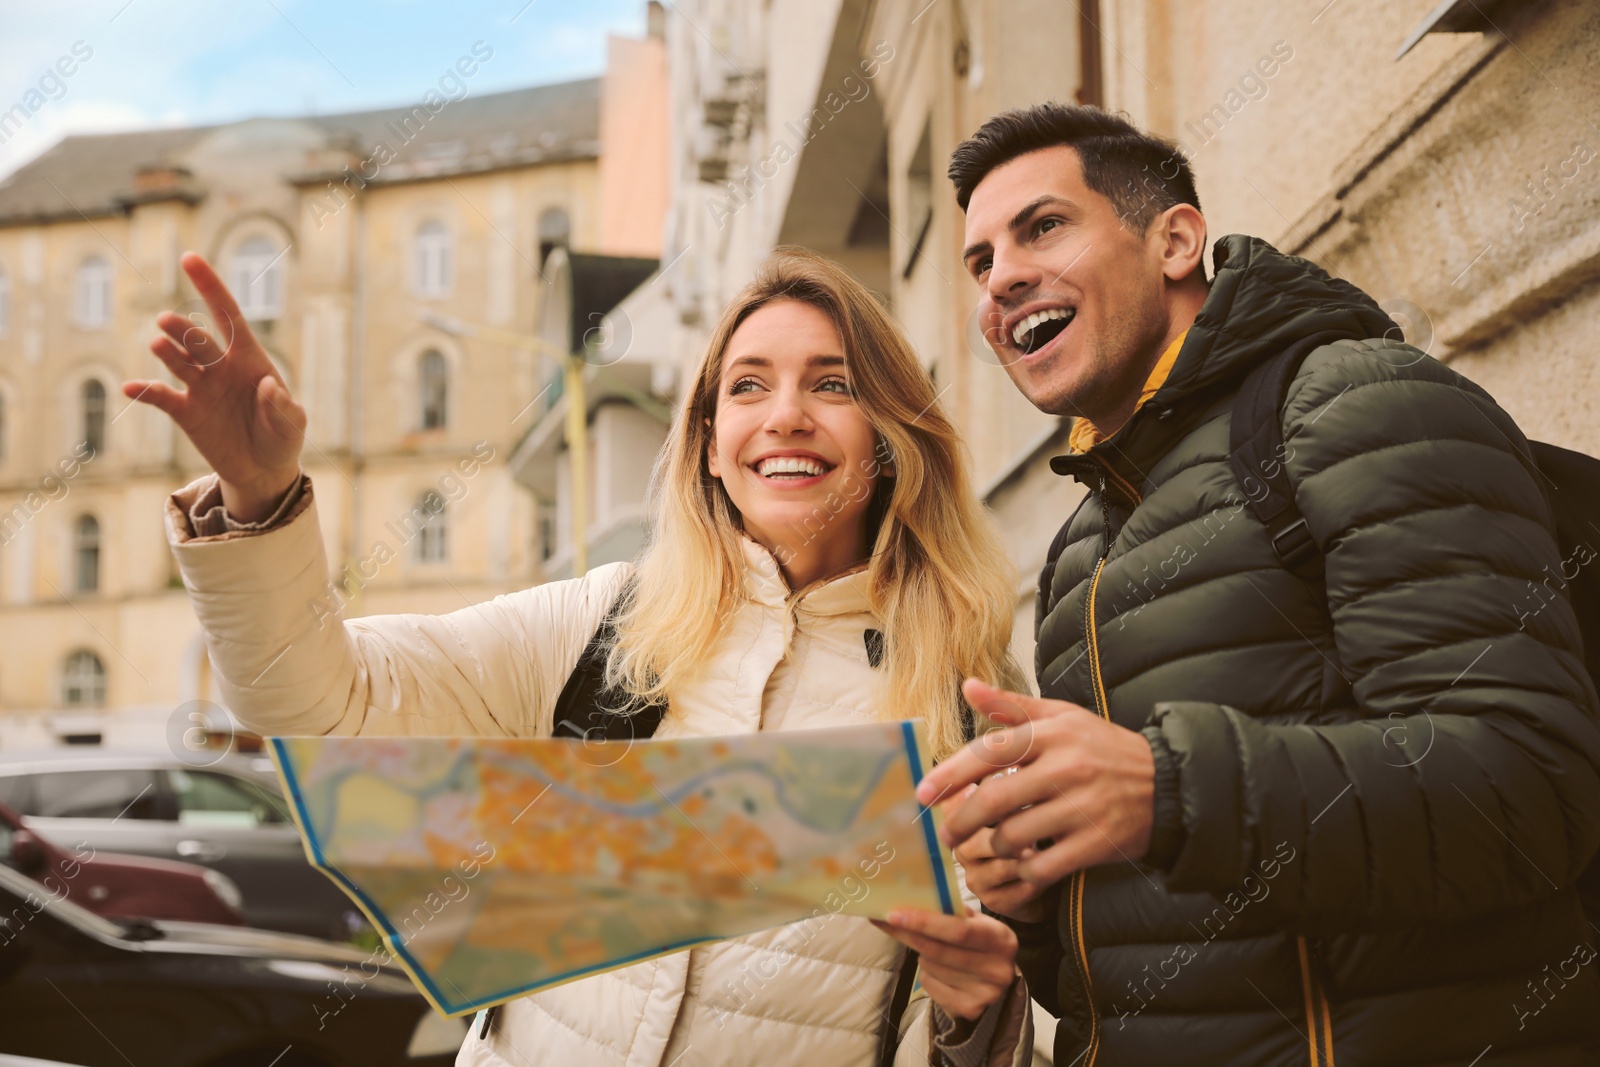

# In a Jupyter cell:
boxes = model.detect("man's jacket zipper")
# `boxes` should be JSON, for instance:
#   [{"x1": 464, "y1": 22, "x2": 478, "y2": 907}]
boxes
[
  {"x1": 1297, "y1": 935, "x2": 1336, "y2": 1065},
  {"x1": 1073, "y1": 457, "x2": 1335, "y2": 1065},
  {"x1": 1070, "y1": 463, "x2": 1125, "y2": 1066}
]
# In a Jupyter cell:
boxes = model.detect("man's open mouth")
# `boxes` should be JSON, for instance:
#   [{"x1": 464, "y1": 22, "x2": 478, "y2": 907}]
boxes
[{"x1": 1011, "y1": 307, "x2": 1077, "y2": 355}]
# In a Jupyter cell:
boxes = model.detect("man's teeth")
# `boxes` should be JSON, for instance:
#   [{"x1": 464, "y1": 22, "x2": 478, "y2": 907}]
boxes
[
  {"x1": 757, "y1": 456, "x2": 828, "y2": 477},
  {"x1": 1012, "y1": 307, "x2": 1075, "y2": 347}
]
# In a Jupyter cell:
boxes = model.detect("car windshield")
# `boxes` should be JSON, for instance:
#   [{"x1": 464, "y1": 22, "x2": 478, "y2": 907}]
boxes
[{"x1": 0, "y1": 863, "x2": 127, "y2": 941}]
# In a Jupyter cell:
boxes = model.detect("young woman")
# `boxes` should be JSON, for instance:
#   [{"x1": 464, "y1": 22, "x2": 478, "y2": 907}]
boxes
[{"x1": 128, "y1": 247, "x2": 1033, "y2": 1066}]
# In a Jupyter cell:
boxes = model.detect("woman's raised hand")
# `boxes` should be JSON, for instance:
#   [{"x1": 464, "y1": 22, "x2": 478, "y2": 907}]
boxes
[{"x1": 124, "y1": 252, "x2": 306, "y2": 522}]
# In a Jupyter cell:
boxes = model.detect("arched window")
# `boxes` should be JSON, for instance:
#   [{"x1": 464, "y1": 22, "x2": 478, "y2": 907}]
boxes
[
  {"x1": 419, "y1": 350, "x2": 448, "y2": 430},
  {"x1": 229, "y1": 237, "x2": 285, "y2": 320},
  {"x1": 81, "y1": 378, "x2": 106, "y2": 455},
  {"x1": 538, "y1": 207, "x2": 570, "y2": 265},
  {"x1": 74, "y1": 514, "x2": 100, "y2": 594},
  {"x1": 414, "y1": 221, "x2": 452, "y2": 297},
  {"x1": 62, "y1": 649, "x2": 107, "y2": 707},
  {"x1": 0, "y1": 267, "x2": 11, "y2": 337},
  {"x1": 75, "y1": 256, "x2": 112, "y2": 329},
  {"x1": 415, "y1": 491, "x2": 447, "y2": 563}
]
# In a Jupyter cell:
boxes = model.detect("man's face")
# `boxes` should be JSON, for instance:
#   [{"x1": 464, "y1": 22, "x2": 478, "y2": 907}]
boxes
[{"x1": 961, "y1": 145, "x2": 1173, "y2": 420}]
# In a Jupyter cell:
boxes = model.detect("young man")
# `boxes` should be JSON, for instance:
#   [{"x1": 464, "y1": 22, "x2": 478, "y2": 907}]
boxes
[{"x1": 917, "y1": 103, "x2": 1600, "y2": 1065}]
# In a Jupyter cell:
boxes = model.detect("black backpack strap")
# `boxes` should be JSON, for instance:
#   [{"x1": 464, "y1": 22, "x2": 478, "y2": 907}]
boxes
[
  {"x1": 875, "y1": 947, "x2": 920, "y2": 1067},
  {"x1": 864, "y1": 628, "x2": 886, "y2": 668},
  {"x1": 551, "y1": 575, "x2": 667, "y2": 743},
  {"x1": 1229, "y1": 330, "x2": 1355, "y2": 578}
]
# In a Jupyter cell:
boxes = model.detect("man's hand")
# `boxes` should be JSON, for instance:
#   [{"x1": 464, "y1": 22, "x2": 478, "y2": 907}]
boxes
[
  {"x1": 917, "y1": 678, "x2": 1156, "y2": 889},
  {"x1": 124, "y1": 252, "x2": 306, "y2": 522},
  {"x1": 947, "y1": 785, "x2": 1050, "y2": 923},
  {"x1": 871, "y1": 905, "x2": 1018, "y2": 1021}
]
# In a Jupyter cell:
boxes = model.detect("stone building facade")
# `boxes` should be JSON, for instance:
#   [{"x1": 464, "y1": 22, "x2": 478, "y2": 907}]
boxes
[{"x1": 0, "y1": 22, "x2": 670, "y2": 748}]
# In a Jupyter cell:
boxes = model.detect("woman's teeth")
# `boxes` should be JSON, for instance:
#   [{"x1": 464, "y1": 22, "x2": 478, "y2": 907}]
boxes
[{"x1": 756, "y1": 456, "x2": 828, "y2": 478}]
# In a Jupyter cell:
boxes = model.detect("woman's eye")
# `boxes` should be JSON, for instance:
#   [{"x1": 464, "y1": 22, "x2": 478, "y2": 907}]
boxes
[
  {"x1": 818, "y1": 378, "x2": 852, "y2": 394},
  {"x1": 729, "y1": 377, "x2": 761, "y2": 395}
]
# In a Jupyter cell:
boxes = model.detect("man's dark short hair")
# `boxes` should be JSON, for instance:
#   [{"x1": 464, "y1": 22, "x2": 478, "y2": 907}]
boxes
[{"x1": 948, "y1": 103, "x2": 1201, "y2": 234}]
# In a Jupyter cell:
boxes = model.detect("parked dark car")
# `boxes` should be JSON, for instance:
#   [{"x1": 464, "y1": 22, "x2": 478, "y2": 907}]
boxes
[
  {"x1": 0, "y1": 863, "x2": 465, "y2": 1066},
  {"x1": 0, "y1": 752, "x2": 363, "y2": 940},
  {"x1": 1, "y1": 801, "x2": 244, "y2": 926}
]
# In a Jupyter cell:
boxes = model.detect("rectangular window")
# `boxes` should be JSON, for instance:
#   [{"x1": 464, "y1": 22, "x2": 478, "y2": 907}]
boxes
[
  {"x1": 75, "y1": 260, "x2": 111, "y2": 329},
  {"x1": 418, "y1": 522, "x2": 447, "y2": 562},
  {"x1": 415, "y1": 491, "x2": 448, "y2": 563},
  {"x1": 230, "y1": 239, "x2": 285, "y2": 320},
  {"x1": 414, "y1": 224, "x2": 453, "y2": 297}
]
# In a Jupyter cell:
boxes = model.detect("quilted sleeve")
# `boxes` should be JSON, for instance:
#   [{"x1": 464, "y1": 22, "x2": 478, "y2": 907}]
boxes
[
  {"x1": 1145, "y1": 340, "x2": 1600, "y2": 928},
  {"x1": 167, "y1": 471, "x2": 630, "y2": 739}
]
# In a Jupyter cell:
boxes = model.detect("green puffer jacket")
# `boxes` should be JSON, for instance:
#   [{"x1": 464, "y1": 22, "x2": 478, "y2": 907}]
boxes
[{"x1": 1020, "y1": 235, "x2": 1600, "y2": 1066}]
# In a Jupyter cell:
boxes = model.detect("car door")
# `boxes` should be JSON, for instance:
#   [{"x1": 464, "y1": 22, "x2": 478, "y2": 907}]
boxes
[
  {"x1": 0, "y1": 870, "x2": 130, "y2": 1067},
  {"x1": 161, "y1": 767, "x2": 362, "y2": 940}
]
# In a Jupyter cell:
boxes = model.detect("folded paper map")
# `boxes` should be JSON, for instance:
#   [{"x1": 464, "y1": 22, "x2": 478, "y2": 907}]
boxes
[{"x1": 269, "y1": 720, "x2": 960, "y2": 1017}]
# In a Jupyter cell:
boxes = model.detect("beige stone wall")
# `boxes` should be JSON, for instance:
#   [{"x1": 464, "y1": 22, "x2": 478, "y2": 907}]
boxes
[{"x1": 1101, "y1": 1, "x2": 1600, "y2": 450}]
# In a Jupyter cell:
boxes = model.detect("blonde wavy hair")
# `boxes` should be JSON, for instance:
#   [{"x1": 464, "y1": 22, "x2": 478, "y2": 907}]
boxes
[{"x1": 606, "y1": 247, "x2": 1024, "y2": 759}]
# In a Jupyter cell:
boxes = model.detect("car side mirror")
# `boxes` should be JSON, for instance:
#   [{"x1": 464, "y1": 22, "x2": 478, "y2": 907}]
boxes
[{"x1": 11, "y1": 830, "x2": 46, "y2": 874}]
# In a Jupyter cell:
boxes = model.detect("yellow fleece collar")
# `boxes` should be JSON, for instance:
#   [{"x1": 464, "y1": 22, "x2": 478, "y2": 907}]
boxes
[{"x1": 1067, "y1": 328, "x2": 1190, "y2": 454}]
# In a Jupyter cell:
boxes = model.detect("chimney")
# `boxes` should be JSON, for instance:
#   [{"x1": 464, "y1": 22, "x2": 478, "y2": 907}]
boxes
[{"x1": 133, "y1": 165, "x2": 192, "y2": 195}]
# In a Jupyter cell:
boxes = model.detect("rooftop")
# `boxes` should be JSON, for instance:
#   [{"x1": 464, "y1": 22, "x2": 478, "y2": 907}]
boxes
[{"x1": 0, "y1": 77, "x2": 600, "y2": 227}]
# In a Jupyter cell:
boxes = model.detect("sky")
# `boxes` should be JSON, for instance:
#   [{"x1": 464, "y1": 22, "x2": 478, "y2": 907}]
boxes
[{"x1": 0, "y1": 0, "x2": 647, "y2": 179}]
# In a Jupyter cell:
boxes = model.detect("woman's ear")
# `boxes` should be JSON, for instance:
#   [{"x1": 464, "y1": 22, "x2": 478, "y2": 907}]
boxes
[{"x1": 704, "y1": 416, "x2": 720, "y2": 478}]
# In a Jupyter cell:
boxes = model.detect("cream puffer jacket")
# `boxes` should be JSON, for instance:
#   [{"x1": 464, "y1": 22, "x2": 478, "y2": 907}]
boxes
[{"x1": 164, "y1": 474, "x2": 1032, "y2": 1067}]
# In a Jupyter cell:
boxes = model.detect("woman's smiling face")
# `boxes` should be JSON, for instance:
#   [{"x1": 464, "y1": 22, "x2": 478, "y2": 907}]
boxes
[{"x1": 707, "y1": 299, "x2": 888, "y2": 577}]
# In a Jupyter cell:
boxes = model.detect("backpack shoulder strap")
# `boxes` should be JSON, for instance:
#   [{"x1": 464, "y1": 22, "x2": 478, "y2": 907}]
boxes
[
  {"x1": 875, "y1": 946, "x2": 920, "y2": 1067},
  {"x1": 551, "y1": 574, "x2": 667, "y2": 743},
  {"x1": 1229, "y1": 330, "x2": 1356, "y2": 577}
]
